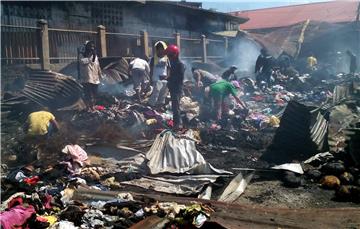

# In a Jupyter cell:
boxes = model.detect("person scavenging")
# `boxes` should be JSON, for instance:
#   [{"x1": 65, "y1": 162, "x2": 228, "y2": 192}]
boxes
[
  {"x1": 221, "y1": 65, "x2": 238, "y2": 81},
  {"x1": 148, "y1": 41, "x2": 170, "y2": 108},
  {"x1": 192, "y1": 67, "x2": 219, "y2": 102},
  {"x1": 192, "y1": 67, "x2": 219, "y2": 89},
  {"x1": 129, "y1": 56, "x2": 150, "y2": 103},
  {"x1": 205, "y1": 80, "x2": 247, "y2": 122},
  {"x1": 164, "y1": 44, "x2": 185, "y2": 130},
  {"x1": 79, "y1": 41, "x2": 102, "y2": 111}
]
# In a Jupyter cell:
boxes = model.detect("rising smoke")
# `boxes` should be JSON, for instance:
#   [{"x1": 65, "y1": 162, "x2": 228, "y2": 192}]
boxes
[{"x1": 227, "y1": 36, "x2": 261, "y2": 78}]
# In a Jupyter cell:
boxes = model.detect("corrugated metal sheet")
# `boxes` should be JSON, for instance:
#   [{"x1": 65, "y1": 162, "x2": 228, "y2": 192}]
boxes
[
  {"x1": 333, "y1": 84, "x2": 350, "y2": 104},
  {"x1": 21, "y1": 70, "x2": 83, "y2": 109},
  {"x1": 101, "y1": 57, "x2": 130, "y2": 84},
  {"x1": 345, "y1": 128, "x2": 360, "y2": 165},
  {"x1": 247, "y1": 21, "x2": 349, "y2": 58},
  {"x1": 232, "y1": 1, "x2": 359, "y2": 30},
  {"x1": 146, "y1": 130, "x2": 231, "y2": 175},
  {"x1": 262, "y1": 100, "x2": 329, "y2": 164}
]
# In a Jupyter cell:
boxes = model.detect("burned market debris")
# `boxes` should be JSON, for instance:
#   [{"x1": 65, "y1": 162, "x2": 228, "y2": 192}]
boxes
[{"x1": 2, "y1": 11, "x2": 360, "y2": 227}]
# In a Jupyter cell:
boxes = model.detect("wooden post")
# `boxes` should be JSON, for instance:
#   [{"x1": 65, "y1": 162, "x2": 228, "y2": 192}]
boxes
[
  {"x1": 201, "y1": 35, "x2": 207, "y2": 63},
  {"x1": 140, "y1": 30, "x2": 149, "y2": 59},
  {"x1": 97, "y1": 25, "x2": 107, "y2": 57},
  {"x1": 175, "y1": 32, "x2": 181, "y2": 51},
  {"x1": 37, "y1": 19, "x2": 50, "y2": 70},
  {"x1": 224, "y1": 37, "x2": 228, "y2": 58}
]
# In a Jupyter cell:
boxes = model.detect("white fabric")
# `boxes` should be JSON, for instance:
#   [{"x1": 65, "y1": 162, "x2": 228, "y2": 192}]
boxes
[
  {"x1": 152, "y1": 56, "x2": 168, "y2": 82},
  {"x1": 271, "y1": 163, "x2": 304, "y2": 174},
  {"x1": 130, "y1": 58, "x2": 150, "y2": 73},
  {"x1": 148, "y1": 80, "x2": 168, "y2": 106},
  {"x1": 80, "y1": 56, "x2": 101, "y2": 84}
]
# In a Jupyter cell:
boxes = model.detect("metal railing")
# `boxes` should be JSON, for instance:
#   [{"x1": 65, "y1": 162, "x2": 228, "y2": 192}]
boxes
[{"x1": 1, "y1": 20, "x2": 228, "y2": 69}]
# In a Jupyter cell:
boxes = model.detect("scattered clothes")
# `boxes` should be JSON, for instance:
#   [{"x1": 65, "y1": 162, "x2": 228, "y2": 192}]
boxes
[
  {"x1": 0, "y1": 205, "x2": 36, "y2": 229},
  {"x1": 49, "y1": 220, "x2": 78, "y2": 229},
  {"x1": 39, "y1": 215, "x2": 58, "y2": 226},
  {"x1": 60, "y1": 144, "x2": 90, "y2": 174}
]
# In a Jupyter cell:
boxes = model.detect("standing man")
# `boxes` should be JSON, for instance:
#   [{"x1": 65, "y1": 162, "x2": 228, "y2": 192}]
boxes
[
  {"x1": 80, "y1": 41, "x2": 102, "y2": 111},
  {"x1": 129, "y1": 57, "x2": 150, "y2": 103},
  {"x1": 255, "y1": 48, "x2": 274, "y2": 87},
  {"x1": 165, "y1": 45, "x2": 185, "y2": 130},
  {"x1": 346, "y1": 50, "x2": 357, "y2": 74},
  {"x1": 148, "y1": 41, "x2": 169, "y2": 107},
  {"x1": 221, "y1": 65, "x2": 238, "y2": 81}
]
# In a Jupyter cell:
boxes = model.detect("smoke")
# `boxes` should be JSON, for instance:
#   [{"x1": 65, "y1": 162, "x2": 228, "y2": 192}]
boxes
[
  {"x1": 98, "y1": 82, "x2": 135, "y2": 96},
  {"x1": 228, "y1": 36, "x2": 261, "y2": 78}
]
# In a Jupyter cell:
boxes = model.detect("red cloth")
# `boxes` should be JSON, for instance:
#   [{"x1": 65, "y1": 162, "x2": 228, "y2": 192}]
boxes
[
  {"x1": 167, "y1": 120, "x2": 174, "y2": 127},
  {"x1": 0, "y1": 205, "x2": 36, "y2": 229},
  {"x1": 94, "y1": 105, "x2": 105, "y2": 111},
  {"x1": 252, "y1": 95, "x2": 265, "y2": 101},
  {"x1": 35, "y1": 216, "x2": 48, "y2": 223},
  {"x1": 7, "y1": 197, "x2": 24, "y2": 209},
  {"x1": 23, "y1": 176, "x2": 40, "y2": 185},
  {"x1": 43, "y1": 194, "x2": 52, "y2": 209}
]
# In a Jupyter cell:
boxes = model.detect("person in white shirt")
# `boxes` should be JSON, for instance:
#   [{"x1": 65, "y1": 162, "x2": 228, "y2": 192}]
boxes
[
  {"x1": 80, "y1": 41, "x2": 102, "y2": 110},
  {"x1": 129, "y1": 57, "x2": 150, "y2": 103},
  {"x1": 148, "y1": 41, "x2": 170, "y2": 107}
]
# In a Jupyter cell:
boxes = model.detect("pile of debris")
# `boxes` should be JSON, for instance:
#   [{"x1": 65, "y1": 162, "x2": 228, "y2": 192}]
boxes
[{"x1": 1, "y1": 62, "x2": 360, "y2": 228}]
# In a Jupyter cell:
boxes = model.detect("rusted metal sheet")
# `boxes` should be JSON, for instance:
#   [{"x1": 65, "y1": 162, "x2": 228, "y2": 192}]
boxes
[
  {"x1": 263, "y1": 100, "x2": 329, "y2": 164},
  {"x1": 2, "y1": 70, "x2": 84, "y2": 118},
  {"x1": 21, "y1": 70, "x2": 83, "y2": 109},
  {"x1": 101, "y1": 57, "x2": 130, "y2": 84}
]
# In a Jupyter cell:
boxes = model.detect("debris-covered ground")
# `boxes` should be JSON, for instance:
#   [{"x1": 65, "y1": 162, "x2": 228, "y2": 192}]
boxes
[{"x1": 1, "y1": 63, "x2": 360, "y2": 228}]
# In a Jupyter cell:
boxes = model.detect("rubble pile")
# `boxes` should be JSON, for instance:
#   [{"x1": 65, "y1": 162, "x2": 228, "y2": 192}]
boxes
[{"x1": 1, "y1": 57, "x2": 360, "y2": 228}]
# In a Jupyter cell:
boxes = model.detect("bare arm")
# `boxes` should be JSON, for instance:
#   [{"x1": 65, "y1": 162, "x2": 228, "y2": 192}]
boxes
[
  {"x1": 194, "y1": 71, "x2": 202, "y2": 87},
  {"x1": 50, "y1": 119, "x2": 60, "y2": 132},
  {"x1": 233, "y1": 96, "x2": 247, "y2": 109}
]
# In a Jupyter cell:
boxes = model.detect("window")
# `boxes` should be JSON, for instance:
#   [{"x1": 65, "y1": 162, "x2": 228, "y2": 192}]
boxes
[{"x1": 91, "y1": 3, "x2": 123, "y2": 27}]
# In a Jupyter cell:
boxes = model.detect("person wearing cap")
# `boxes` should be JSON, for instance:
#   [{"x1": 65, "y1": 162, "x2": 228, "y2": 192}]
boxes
[
  {"x1": 164, "y1": 44, "x2": 185, "y2": 130},
  {"x1": 221, "y1": 65, "x2": 237, "y2": 81},
  {"x1": 129, "y1": 57, "x2": 150, "y2": 103},
  {"x1": 207, "y1": 80, "x2": 246, "y2": 121},
  {"x1": 148, "y1": 41, "x2": 170, "y2": 107},
  {"x1": 80, "y1": 41, "x2": 102, "y2": 111}
]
